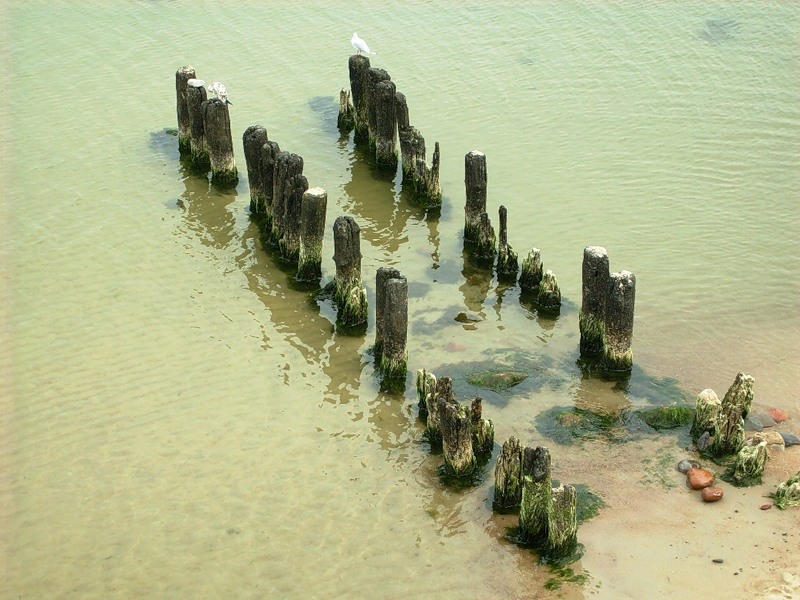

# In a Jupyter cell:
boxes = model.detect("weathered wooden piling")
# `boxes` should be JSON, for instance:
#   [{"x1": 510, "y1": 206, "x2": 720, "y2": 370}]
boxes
[
  {"x1": 728, "y1": 440, "x2": 767, "y2": 486},
  {"x1": 187, "y1": 81, "x2": 209, "y2": 169},
  {"x1": 380, "y1": 276, "x2": 409, "y2": 379},
  {"x1": 709, "y1": 372, "x2": 754, "y2": 457},
  {"x1": 546, "y1": 484, "x2": 579, "y2": 560},
  {"x1": 601, "y1": 271, "x2": 636, "y2": 371},
  {"x1": 415, "y1": 369, "x2": 437, "y2": 418},
  {"x1": 537, "y1": 269, "x2": 562, "y2": 311},
  {"x1": 771, "y1": 470, "x2": 800, "y2": 509},
  {"x1": 242, "y1": 126, "x2": 269, "y2": 214},
  {"x1": 175, "y1": 66, "x2": 196, "y2": 154},
  {"x1": 580, "y1": 246, "x2": 610, "y2": 356},
  {"x1": 497, "y1": 205, "x2": 519, "y2": 281},
  {"x1": 469, "y1": 397, "x2": 494, "y2": 455},
  {"x1": 519, "y1": 446, "x2": 552, "y2": 544},
  {"x1": 375, "y1": 267, "x2": 403, "y2": 357},
  {"x1": 337, "y1": 88, "x2": 355, "y2": 132},
  {"x1": 395, "y1": 92, "x2": 412, "y2": 175},
  {"x1": 203, "y1": 99, "x2": 238, "y2": 185},
  {"x1": 257, "y1": 140, "x2": 281, "y2": 226},
  {"x1": 494, "y1": 437, "x2": 524, "y2": 510},
  {"x1": 475, "y1": 212, "x2": 496, "y2": 261},
  {"x1": 374, "y1": 79, "x2": 398, "y2": 168},
  {"x1": 519, "y1": 248, "x2": 543, "y2": 293},
  {"x1": 332, "y1": 215, "x2": 368, "y2": 327},
  {"x1": 416, "y1": 140, "x2": 442, "y2": 206},
  {"x1": 280, "y1": 174, "x2": 308, "y2": 263},
  {"x1": 691, "y1": 389, "x2": 721, "y2": 442},
  {"x1": 439, "y1": 396, "x2": 476, "y2": 477},
  {"x1": 367, "y1": 68, "x2": 391, "y2": 148},
  {"x1": 348, "y1": 55, "x2": 372, "y2": 142},
  {"x1": 296, "y1": 187, "x2": 328, "y2": 282},
  {"x1": 271, "y1": 152, "x2": 304, "y2": 246},
  {"x1": 464, "y1": 151, "x2": 488, "y2": 242},
  {"x1": 426, "y1": 376, "x2": 455, "y2": 442}
]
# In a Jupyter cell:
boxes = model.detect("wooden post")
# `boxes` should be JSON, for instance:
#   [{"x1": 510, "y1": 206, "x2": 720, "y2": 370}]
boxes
[
  {"x1": 601, "y1": 271, "x2": 635, "y2": 371},
  {"x1": 374, "y1": 79, "x2": 398, "y2": 168},
  {"x1": 771, "y1": 470, "x2": 800, "y2": 509},
  {"x1": 203, "y1": 99, "x2": 238, "y2": 185},
  {"x1": 271, "y1": 152, "x2": 303, "y2": 246},
  {"x1": 464, "y1": 151, "x2": 487, "y2": 242},
  {"x1": 580, "y1": 246, "x2": 609, "y2": 356},
  {"x1": 729, "y1": 441, "x2": 767, "y2": 486},
  {"x1": 710, "y1": 372, "x2": 754, "y2": 457},
  {"x1": 175, "y1": 66, "x2": 196, "y2": 154},
  {"x1": 519, "y1": 446, "x2": 552, "y2": 544},
  {"x1": 296, "y1": 187, "x2": 328, "y2": 282},
  {"x1": 415, "y1": 369, "x2": 437, "y2": 417},
  {"x1": 426, "y1": 376, "x2": 454, "y2": 443},
  {"x1": 475, "y1": 212, "x2": 496, "y2": 261},
  {"x1": 380, "y1": 277, "x2": 408, "y2": 379},
  {"x1": 469, "y1": 397, "x2": 494, "y2": 455},
  {"x1": 337, "y1": 88, "x2": 355, "y2": 132},
  {"x1": 497, "y1": 205, "x2": 518, "y2": 281},
  {"x1": 332, "y1": 216, "x2": 368, "y2": 327},
  {"x1": 426, "y1": 141, "x2": 442, "y2": 206},
  {"x1": 519, "y1": 248, "x2": 543, "y2": 293},
  {"x1": 375, "y1": 266, "x2": 403, "y2": 357},
  {"x1": 546, "y1": 484, "x2": 578, "y2": 560},
  {"x1": 494, "y1": 437, "x2": 524, "y2": 511},
  {"x1": 257, "y1": 140, "x2": 281, "y2": 227},
  {"x1": 399, "y1": 125, "x2": 423, "y2": 184},
  {"x1": 439, "y1": 397, "x2": 476, "y2": 477},
  {"x1": 691, "y1": 389, "x2": 721, "y2": 441},
  {"x1": 367, "y1": 68, "x2": 391, "y2": 148},
  {"x1": 348, "y1": 55, "x2": 372, "y2": 143},
  {"x1": 537, "y1": 269, "x2": 562, "y2": 311},
  {"x1": 280, "y1": 174, "x2": 308, "y2": 263},
  {"x1": 243, "y1": 126, "x2": 269, "y2": 214},
  {"x1": 187, "y1": 82, "x2": 209, "y2": 169},
  {"x1": 395, "y1": 92, "x2": 415, "y2": 181}
]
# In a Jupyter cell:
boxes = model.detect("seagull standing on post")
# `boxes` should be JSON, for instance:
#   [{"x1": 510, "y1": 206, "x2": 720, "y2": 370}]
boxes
[
  {"x1": 351, "y1": 32, "x2": 376, "y2": 56},
  {"x1": 208, "y1": 81, "x2": 232, "y2": 105}
]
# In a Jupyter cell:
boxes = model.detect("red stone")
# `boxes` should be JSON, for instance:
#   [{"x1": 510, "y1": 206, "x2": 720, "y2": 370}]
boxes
[
  {"x1": 760, "y1": 503, "x2": 773, "y2": 510},
  {"x1": 768, "y1": 408, "x2": 789, "y2": 423},
  {"x1": 701, "y1": 487, "x2": 724, "y2": 502},
  {"x1": 687, "y1": 468, "x2": 715, "y2": 490}
]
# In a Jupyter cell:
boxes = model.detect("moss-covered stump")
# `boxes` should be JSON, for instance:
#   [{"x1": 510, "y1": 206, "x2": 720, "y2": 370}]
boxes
[
  {"x1": 519, "y1": 446, "x2": 552, "y2": 545},
  {"x1": 415, "y1": 369, "x2": 437, "y2": 417},
  {"x1": 601, "y1": 270, "x2": 636, "y2": 372},
  {"x1": 332, "y1": 216, "x2": 367, "y2": 328},
  {"x1": 770, "y1": 470, "x2": 800, "y2": 509},
  {"x1": 467, "y1": 370, "x2": 527, "y2": 391},
  {"x1": 427, "y1": 376, "x2": 455, "y2": 443},
  {"x1": 691, "y1": 389, "x2": 721, "y2": 441},
  {"x1": 710, "y1": 372, "x2": 754, "y2": 457},
  {"x1": 545, "y1": 484, "x2": 579, "y2": 562},
  {"x1": 494, "y1": 437, "x2": 524, "y2": 511},
  {"x1": 339, "y1": 284, "x2": 368, "y2": 329},
  {"x1": 579, "y1": 246, "x2": 609, "y2": 356},
  {"x1": 439, "y1": 397, "x2": 476, "y2": 478},
  {"x1": 723, "y1": 440, "x2": 767, "y2": 487},
  {"x1": 296, "y1": 187, "x2": 327, "y2": 282},
  {"x1": 475, "y1": 212, "x2": 496, "y2": 261},
  {"x1": 379, "y1": 277, "x2": 408, "y2": 380},
  {"x1": 497, "y1": 205, "x2": 518, "y2": 282},
  {"x1": 519, "y1": 248, "x2": 543, "y2": 293},
  {"x1": 469, "y1": 397, "x2": 494, "y2": 455},
  {"x1": 337, "y1": 88, "x2": 355, "y2": 131},
  {"x1": 638, "y1": 405, "x2": 694, "y2": 430},
  {"x1": 537, "y1": 269, "x2": 561, "y2": 312}
]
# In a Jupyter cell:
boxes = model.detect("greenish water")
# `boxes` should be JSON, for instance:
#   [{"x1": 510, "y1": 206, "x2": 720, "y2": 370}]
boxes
[{"x1": 3, "y1": 1, "x2": 799, "y2": 598}]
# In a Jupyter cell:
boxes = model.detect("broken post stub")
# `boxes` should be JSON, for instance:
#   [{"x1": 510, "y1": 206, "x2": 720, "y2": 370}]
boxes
[
  {"x1": 426, "y1": 375, "x2": 455, "y2": 443},
  {"x1": 348, "y1": 55, "x2": 371, "y2": 143},
  {"x1": 415, "y1": 368, "x2": 437, "y2": 419},
  {"x1": 537, "y1": 269, "x2": 562, "y2": 312},
  {"x1": 337, "y1": 88, "x2": 355, "y2": 132},
  {"x1": 497, "y1": 205, "x2": 519, "y2": 282},
  {"x1": 469, "y1": 397, "x2": 494, "y2": 456},
  {"x1": 545, "y1": 484, "x2": 579, "y2": 562},
  {"x1": 464, "y1": 150, "x2": 487, "y2": 243},
  {"x1": 691, "y1": 389, "x2": 721, "y2": 444},
  {"x1": 243, "y1": 125, "x2": 269, "y2": 214},
  {"x1": 375, "y1": 267, "x2": 403, "y2": 358},
  {"x1": 601, "y1": 270, "x2": 636, "y2": 372},
  {"x1": 475, "y1": 212, "x2": 496, "y2": 261},
  {"x1": 579, "y1": 246, "x2": 609, "y2": 357},
  {"x1": 332, "y1": 215, "x2": 368, "y2": 328},
  {"x1": 379, "y1": 276, "x2": 409, "y2": 380},
  {"x1": 726, "y1": 440, "x2": 768, "y2": 487},
  {"x1": 770, "y1": 470, "x2": 800, "y2": 509},
  {"x1": 296, "y1": 187, "x2": 328, "y2": 283},
  {"x1": 367, "y1": 68, "x2": 391, "y2": 149},
  {"x1": 439, "y1": 396, "x2": 477, "y2": 478},
  {"x1": 519, "y1": 248, "x2": 543, "y2": 293},
  {"x1": 204, "y1": 98, "x2": 238, "y2": 186},
  {"x1": 494, "y1": 437, "x2": 524, "y2": 511},
  {"x1": 519, "y1": 446, "x2": 552, "y2": 545},
  {"x1": 710, "y1": 372, "x2": 754, "y2": 457},
  {"x1": 175, "y1": 65, "x2": 196, "y2": 154}
]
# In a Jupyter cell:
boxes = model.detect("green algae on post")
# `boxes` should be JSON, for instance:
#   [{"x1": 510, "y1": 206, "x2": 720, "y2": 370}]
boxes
[
  {"x1": 468, "y1": 397, "x2": 494, "y2": 456},
  {"x1": 723, "y1": 440, "x2": 767, "y2": 487},
  {"x1": 475, "y1": 212, "x2": 497, "y2": 261},
  {"x1": 464, "y1": 150, "x2": 488, "y2": 243},
  {"x1": 519, "y1": 446, "x2": 552, "y2": 545},
  {"x1": 709, "y1": 372, "x2": 754, "y2": 457},
  {"x1": 601, "y1": 270, "x2": 636, "y2": 372},
  {"x1": 494, "y1": 437, "x2": 524, "y2": 511},
  {"x1": 439, "y1": 396, "x2": 476, "y2": 477},
  {"x1": 497, "y1": 205, "x2": 519, "y2": 282},
  {"x1": 579, "y1": 246, "x2": 609, "y2": 357},
  {"x1": 378, "y1": 277, "x2": 408, "y2": 380},
  {"x1": 280, "y1": 173, "x2": 309, "y2": 263},
  {"x1": 770, "y1": 470, "x2": 800, "y2": 509},
  {"x1": 519, "y1": 247, "x2": 544, "y2": 293},
  {"x1": 691, "y1": 389, "x2": 722, "y2": 441},
  {"x1": 545, "y1": 484, "x2": 579, "y2": 562},
  {"x1": 537, "y1": 269, "x2": 562, "y2": 312},
  {"x1": 296, "y1": 187, "x2": 328, "y2": 282},
  {"x1": 332, "y1": 216, "x2": 368, "y2": 328}
]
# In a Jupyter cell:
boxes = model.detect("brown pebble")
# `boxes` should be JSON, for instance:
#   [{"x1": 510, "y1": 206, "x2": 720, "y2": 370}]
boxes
[
  {"x1": 701, "y1": 486, "x2": 724, "y2": 502},
  {"x1": 687, "y1": 468, "x2": 715, "y2": 490},
  {"x1": 760, "y1": 503, "x2": 772, "y2": 510}
]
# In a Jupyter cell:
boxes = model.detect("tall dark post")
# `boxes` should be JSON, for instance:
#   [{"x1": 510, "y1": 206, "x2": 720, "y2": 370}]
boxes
[
  {"x1": 374, "y1": 80, "x2": 398, "y2": 168},
  {"x1": 203, "y1": 99, "x2": 238, "y2": 186},
  {"x1": 280, "y1": 174, "x2": 308, "y2": 263},
  {"x1": 271, "y1": 152, "x2": 303, "y2": 246},
  {"x1": 243, "y1": 126, "x2": 269, "y2": 214},
  {"x1": 375, "y1": 266, "x2": 402, "y2": 357},
  {"x1": 187, "y1": 82, "x2": 208, "y2": 169},
  {"x1": 464, "y1": 151, "x2": 487, "y2": 242},
  {"x1": 258, "y1": 140, "x2": 281, "y2": 227},
  {"x1": 601, "y1": 270, "x2": 636, "y2": 372},
  {"x1": 380, "y1": 277, "x2": 408, "y2": 380},
  {"x1": 297, "y1": 187, "x2": 328, "y2": 282},
  {"x1": 580, "y1": 246, "x2": 610, "y2": 357},
  {"x1": 497, "y1": 205, "x2": 519, "y2": 281},
  {"x1": 175, "y1": 66, "x2": 196, "y2": 154},
  {"x1": 367, "y1": 68, "x2": 391, "y2": 148},
  {"x1": 332, "y1": 216, "x2": 368, "y2": 328},
  {"x1": 348, "y1": 55, "x2": 371, "y2": 143}
]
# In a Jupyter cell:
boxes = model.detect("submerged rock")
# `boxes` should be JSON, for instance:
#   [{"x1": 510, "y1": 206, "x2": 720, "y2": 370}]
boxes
[
  {"x1": 467, "y1": 370, "x2": 527, "y2": 391},
  {"x1": 701, "y1": 487, "x2": 724, "y2": 502},
  {"x1": 687, "y1": 468, "x2": 715, "y2": 490},
  {"x1": 638, "y1": 405, "x2": 694, "y2": 430}
]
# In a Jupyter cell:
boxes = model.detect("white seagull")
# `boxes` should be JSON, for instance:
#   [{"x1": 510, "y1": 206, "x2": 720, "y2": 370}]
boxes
[
  {"x1": 351, "y1": 32, "x2": 376, "y2": 56},
  {"x1": 207, "y1": 81, "x2": 232, "y2": 105}
]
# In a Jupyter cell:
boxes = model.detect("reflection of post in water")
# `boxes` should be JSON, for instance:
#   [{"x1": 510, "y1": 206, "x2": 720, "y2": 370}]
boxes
[
  {"x1": 459, "y1": 245, "x2": 492, "y2": 315},
  {"x1": 176, "y1": 166, "x2": 239, "y2": 252}
]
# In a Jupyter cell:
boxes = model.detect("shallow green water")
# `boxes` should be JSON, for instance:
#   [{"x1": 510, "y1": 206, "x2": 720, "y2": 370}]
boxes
[{"x1": 3, "y1": 1, "x2": 799, "y2": 598}]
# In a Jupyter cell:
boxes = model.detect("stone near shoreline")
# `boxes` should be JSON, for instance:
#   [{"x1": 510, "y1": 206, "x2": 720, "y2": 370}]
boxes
[
  {"x1": 677, "y1": 459, "x2": 701, "y2": 474},
  {"x1": 768, "y1": 408, "x2": 789, "y2": 424},
  {"x1": 701, "y1": 487, "x2": 724, "y2": 502},
  {"x1": 755, "y1": 412, "x2": 778, "y2": 428},
  {"x1": 747, "y1": 431, "x2": 785, "y2": 451},
  {"x1": 687, "y1": 468, "x2": 715, "y2": 490},
  {"x1": 780, "y1": 432, "x2": 800, "y2": 447}
]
